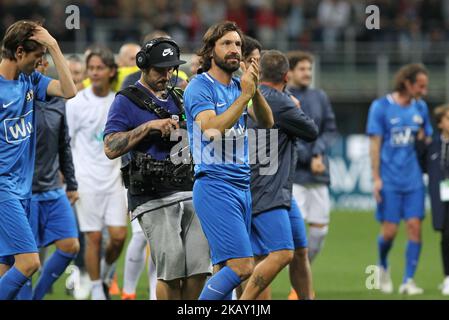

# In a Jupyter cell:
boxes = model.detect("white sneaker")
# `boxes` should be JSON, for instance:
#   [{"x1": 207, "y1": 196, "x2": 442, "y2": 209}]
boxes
[
  {"x1": 74, "y1": 271, "x2": 92, "y2": 300},
  {"x1": 399, "y1": 279, "x2": 424, "y2": 295},
  {"x1": 441, "y1": 277, "x2": 449, "y2": 296},
  {"x1": 379, "y1": 266, "x2": 393, "y2": 293}
]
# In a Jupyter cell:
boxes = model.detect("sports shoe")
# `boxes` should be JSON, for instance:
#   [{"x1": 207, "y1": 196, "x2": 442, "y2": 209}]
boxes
[
  {"x1": 379, "y1": 266, "x2": 393, "y2": 293},
  {"x1": 288, "y1": 288, "x2": 298, "y2": 300},
  {"x1": 109, "y1": 274, "x2": 121, "y2": 296},
  {"x1": 288, "y1": 288, "x2": 315, "y2": 300},
  {"x1": 441, "y1": 277, "x2": 449, "y2": 296},
  {"x1": 121, "y1": 292, "x2": 137, "y2": 300},
  {"x1": 399, "y1": 279, "x2": 424, "y2": 295}
]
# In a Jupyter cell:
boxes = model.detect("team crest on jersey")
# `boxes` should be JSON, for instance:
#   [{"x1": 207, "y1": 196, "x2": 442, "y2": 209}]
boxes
[
  {"x1": 390, "y1": 126, "x2": 415, "y2": 147},
  {"x1": 413, "y1": 114, "x2": 423, "y2": 125},
  {"x1": 4, "y1": 110, "x2": 34, "y2": 144},
  {"x1": 26, "y1": 90, "x2": 34, "y2": 102}
]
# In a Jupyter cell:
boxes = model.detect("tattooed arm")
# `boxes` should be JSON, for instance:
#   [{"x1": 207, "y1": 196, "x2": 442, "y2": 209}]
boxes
[{"x1": 104, "y1": 118, "x2": 179, "y2": 160}]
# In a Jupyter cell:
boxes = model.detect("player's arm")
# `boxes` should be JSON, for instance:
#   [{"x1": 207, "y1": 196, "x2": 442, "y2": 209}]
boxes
[
  {"x1": 104, "y1": 118, "x2": 179, "y2": 160},
  {"x1": 195, "y1": 61, "x2": 258, "y2": 139},
  {"x1": 29, "y1": 26, "x2": 76, "y2": 99},
  {"x1": 246, "y1": 59, "x2": 273, "y2": 129},
  {"x1": 247, "y1": 91, "x2": 274, "y2": 129},
  {"x1": 277, "y1": 98, "x2": 318, "y2": 142},
  {"x1": 369, "y1": 135, "x2": 383, "y2": 203}
]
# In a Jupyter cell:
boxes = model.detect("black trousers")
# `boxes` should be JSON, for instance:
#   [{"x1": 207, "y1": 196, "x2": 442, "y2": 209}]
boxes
[{"x1": 442, "y1": 203, "x2": 449, "y2": 276}]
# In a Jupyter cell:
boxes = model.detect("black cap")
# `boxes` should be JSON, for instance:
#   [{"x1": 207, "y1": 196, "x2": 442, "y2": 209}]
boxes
[{"x1": 147, "y1": 42, "x2": 186, "y2": 68}]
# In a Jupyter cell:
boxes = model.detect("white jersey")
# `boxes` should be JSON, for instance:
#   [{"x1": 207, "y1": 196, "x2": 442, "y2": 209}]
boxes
[{"x1": 66, "y1": 87, "x2": 123, "y2": 194}]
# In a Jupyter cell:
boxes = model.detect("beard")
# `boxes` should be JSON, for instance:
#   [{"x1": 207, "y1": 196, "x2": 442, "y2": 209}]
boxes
[{"x1": 213, "y1": 50, "x2": 241, "y2": 74}]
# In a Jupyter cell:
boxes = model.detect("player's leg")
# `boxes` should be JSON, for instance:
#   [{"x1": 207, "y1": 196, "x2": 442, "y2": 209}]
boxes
[
  {"x1": 240, "y1": 208, "x2": 294, "y2": 300},
  {"x1": 193, "y1": 178, "x2": 254, "y2": 300},
  {"x1": 0, "y1": 200, "x2": 40, "y2": 300},
  {"x1": 32, "y1": 194, "x2": 80, "y2": 300},
  {"x1": 122, "y1": 219, "x2": 147, "y2": 299},
  {"x1": 238, "y1": 258, "x2": 271, "y2": 300},
  {"x1": 400, "y1": 188, "x2": 425, "y2": 294},
  {"x1": 299, "y1": 185, "x2": 330, "y2": 263},
  {"x1": 289, "y1": 198, "x2": 314, "y2": 300},
  {"x1": 441, "y1": 206, "x2": 449, "y2": 295},
  {"x1": 75, "y1": 193, "x2": 107, "y2": 299},
  {"x1": 181, "y1": 200, "x2": 211, "y2": 300},
  {"x1": 102, "y1": 191, "x2": 128, "y2": 287},
  {"x1": 376, "y1": 189, "x2": 401, "y2": 293}
]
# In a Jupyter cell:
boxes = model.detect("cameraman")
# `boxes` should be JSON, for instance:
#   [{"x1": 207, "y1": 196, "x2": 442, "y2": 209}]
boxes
[{"x1": 103, "y1": 38, "x2": 211, "y2": 300}]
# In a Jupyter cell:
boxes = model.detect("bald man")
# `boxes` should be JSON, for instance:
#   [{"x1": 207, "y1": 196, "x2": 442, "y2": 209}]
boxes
[{"x1": 117, "y1": 43, "x2": 141, "y2": 68}]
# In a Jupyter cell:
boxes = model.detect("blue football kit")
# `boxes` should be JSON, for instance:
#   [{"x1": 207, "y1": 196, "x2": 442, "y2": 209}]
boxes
[
  {"x1": 0, "y1": 71, "x2": 51, "y2": 258},
  {"x1": 184, "y1": 72, "x2": 252, "y2": 300},
  {"x1": 366, "y1": 93, "x2": 432, "y2": 283},
  {"x1": 366, "y1": 94, "x2": 433, "y2": 224}
]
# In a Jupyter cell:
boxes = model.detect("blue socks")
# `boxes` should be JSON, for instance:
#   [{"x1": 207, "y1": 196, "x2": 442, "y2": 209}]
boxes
[
  {"x1": 378, "y1": 235, "x2": 393, "y2": 269},
  {"x1": 0, "y1": 267, "x2": 29, "y2": 300},
  {"x1": 404, "y1": 240, "x2": 421, "y2": 283},
  {"x1": 16, "y1": 279, "x2": 32, "y2": 300},
  {"x1": 32, "y1": 249, "x2": 76, "y2": 300},
  {"x1": 199, "y1": 266, "x2": 241, "y2": 300}
]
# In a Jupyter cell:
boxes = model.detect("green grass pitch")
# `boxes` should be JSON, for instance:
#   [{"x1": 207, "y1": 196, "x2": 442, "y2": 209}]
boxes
[{"x1": 42, "y1": 211, "x2": 448, "y2": 300}]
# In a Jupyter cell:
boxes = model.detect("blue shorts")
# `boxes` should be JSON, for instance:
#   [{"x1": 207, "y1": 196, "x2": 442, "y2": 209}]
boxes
[
  {"x1": 193, "y1": 176, "x2": 253, "y2": 265},
  {"x1": 376, "y1": 188, "x2": 425, "y2": 224},
  {"x1": 30, "y1": 193, "x2": 78, "y2": 248},
  {"x1": 0, "y1": 198, "x2": 38, "y2": 264},
  {"x1": 251, "y1": 198, "x2": 308, "y2": 256}
]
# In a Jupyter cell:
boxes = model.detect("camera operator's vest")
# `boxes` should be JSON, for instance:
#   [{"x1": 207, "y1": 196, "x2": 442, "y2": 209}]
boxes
[{"x1": 116, "y1": 85, "x2": 193, "y2": 195}]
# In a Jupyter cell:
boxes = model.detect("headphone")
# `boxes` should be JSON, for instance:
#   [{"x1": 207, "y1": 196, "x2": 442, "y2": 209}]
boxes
[{"x1": 136, "y1": 37, "x2": 181, "y2": 70}]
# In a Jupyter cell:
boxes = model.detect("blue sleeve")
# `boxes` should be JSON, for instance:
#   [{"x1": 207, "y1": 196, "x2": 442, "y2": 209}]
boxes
[
  {"x1": 366, "y1": 100, "x2": 384, "y2": 136},
  {"x1": 31, "y1": 71, "x2": 52, "y2": 102},
  {"x1": 275, "y1": 94, "x2": 318, "y2": 142},
  {"x1": 184, "y1": 78, "x2": 216, "y2": 120},
  {"x1": 418, "y1": 100, "x2": 433, "y2": 137},
  {"x1": 103, "y1": 94, "x2": 134, "y2": 138}
]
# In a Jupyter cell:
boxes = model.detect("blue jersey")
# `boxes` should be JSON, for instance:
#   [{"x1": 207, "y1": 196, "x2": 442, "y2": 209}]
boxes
[
  {"x1": 0, "y1": 72, "x2": 51, "y2": 202},
  {"x1": 184, "y1": 72, "x2": 250, "y2": 189},
  {"x1": 366, "y1": 94, "x2": 433, "y2": 191}
]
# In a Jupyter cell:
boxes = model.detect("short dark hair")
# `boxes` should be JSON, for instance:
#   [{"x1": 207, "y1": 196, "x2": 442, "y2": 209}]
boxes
[
  {"x1": 1, "y1": 20, "x2": 43, "y2": 60},
  {"x1": 260, "y1": 50, "x2": 289, "y2": 83},
  {"x1": 197, "y1": 21, "x2": 245, "y2": 72},
  {"x1": 242, "y1": 36, "x2": 262, "y2": 60},
  {"x1": 434, "y1": 105, "x2": 449, "y2": 127},
  {"x1": 393, "y1": 63, "x2": 428, "y2": 93},
  {"x1": 86, "y1": 47, "x2": 118, "y2": 84},
  {"x1": 287, "y1": 51, "x2": 314, "y2": 70}
]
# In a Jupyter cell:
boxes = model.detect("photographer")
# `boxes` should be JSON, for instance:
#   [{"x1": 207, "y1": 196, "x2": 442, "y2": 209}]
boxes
[{"x1": 103, "y1": 38, "x2": 211, "y2": 300}]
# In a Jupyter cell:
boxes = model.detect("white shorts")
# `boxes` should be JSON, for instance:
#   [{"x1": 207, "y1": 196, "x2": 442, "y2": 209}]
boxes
[
  {"x1": 75, "y1": 191, "x2": 128, "y2": 232},
  {"x1": 292, "y1": 184, "x2": 331, "y2": 225}
]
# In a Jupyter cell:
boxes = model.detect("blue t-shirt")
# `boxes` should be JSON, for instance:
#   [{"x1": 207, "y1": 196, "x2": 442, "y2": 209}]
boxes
[
  {"x1": 104, "y1": 81, "x2": 180, "y2": 160},
  {"x1": 184, "y1": 72, "x2": 250, "y2": 189},
  {"x1": 366, "y1": 94, "x2": 433, "y2": 191},
  {"x1": 0, "y1": 71, "x2": 51, "y2": 202}
]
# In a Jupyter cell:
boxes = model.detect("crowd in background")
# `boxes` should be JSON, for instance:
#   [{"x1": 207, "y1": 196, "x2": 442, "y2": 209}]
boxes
[{"x1": 2, "y1": 0, "x2": 449, "y2": 52}]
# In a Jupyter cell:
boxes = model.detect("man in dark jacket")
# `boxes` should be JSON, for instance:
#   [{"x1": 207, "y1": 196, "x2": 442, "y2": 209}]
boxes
[
  {"x1": 287, "y1": 51, "x2": 337, "y2": 271},
  {"x1": 24, "y1": 55, "x2": 80, "y2": 300},
  {"x1": 244, "y1": 50, "x2": 318, "y2": 300},
  {"x1": 426, "y1": 105, "x2": 449, "y2": 295}
]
